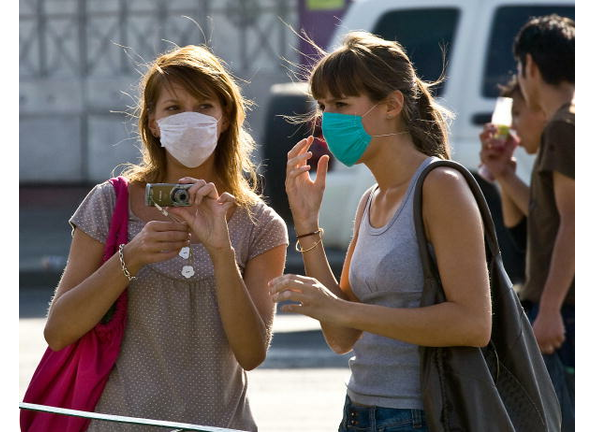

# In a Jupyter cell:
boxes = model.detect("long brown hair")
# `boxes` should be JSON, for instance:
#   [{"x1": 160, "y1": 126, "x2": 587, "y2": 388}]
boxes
[
  {"x1": 309, "y1": 31, "x2": 452, "y2": 159},
  {"x1": 121, "y1": 45, "x2": 261, "y2": 209}
]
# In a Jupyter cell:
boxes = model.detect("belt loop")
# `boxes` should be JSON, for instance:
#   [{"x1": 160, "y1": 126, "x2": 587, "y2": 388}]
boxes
[{"x1": 412, "y1": 409, "x2": 423, "y2": 428}]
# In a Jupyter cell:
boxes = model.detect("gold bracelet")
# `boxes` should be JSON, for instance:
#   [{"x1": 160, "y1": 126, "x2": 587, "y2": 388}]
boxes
[
  {"x1": 295, "y1": 228, "x2": 324, "y2": 253},
  {"x1": 118, "y1": 244, "x2": 137, "y2": 282}
]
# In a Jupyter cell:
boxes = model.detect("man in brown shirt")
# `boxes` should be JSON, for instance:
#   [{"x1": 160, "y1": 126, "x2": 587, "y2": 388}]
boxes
[
  {"x1": 479, "y1": 13, "x2": 575, "y2": 431},
  {"x1": 514, "y1": 14, "x2": 575, "y2": 431}
]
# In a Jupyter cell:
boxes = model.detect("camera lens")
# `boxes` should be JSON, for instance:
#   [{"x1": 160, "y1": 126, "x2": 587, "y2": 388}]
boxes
[{"x1": 172, "y1": 188, "x2": 189, "y2": 205}]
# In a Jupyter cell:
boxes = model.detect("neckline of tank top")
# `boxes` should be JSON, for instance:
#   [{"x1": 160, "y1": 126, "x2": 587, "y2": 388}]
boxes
[{"x1": 365, "y1": 157, "x2": 437, "y2": 235}]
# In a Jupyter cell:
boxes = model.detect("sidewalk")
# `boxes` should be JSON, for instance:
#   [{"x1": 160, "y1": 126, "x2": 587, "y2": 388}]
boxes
[{"x1": 19, "y1": 185, "x2": 346, "y2": 288}]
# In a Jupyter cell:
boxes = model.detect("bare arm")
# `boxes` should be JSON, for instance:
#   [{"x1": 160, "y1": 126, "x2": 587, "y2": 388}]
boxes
[
  {"x1": 295, "y1": 191, "x2": 371, "y2": 354},
  {"x1": 44, "y1": 221, "x2": 189, "y2": 350},
  {"x1": 272, "y1": 168, "x2": 492, "y2": 347},
  {"x1": 281, "y1": 136, "x2": 363, "y2": 353},
  {"x1": 479, "y1": 125, "x2": 529, "y2": 222},
  {"x1": 44, "y1": 230, "x2": 128, "y2": 351},
  {"x1": 495, "y1": 170, "x2": 531, "y2": 217},
  {"x1": 500, "y1": 180, "x2": 527, "y2": 227},
  {"x1": 210, "y1": 245, "x2": 286, "y2": 370},
  {"x1": 531, "y1": 171, "x2": 574, "y2": 353},
  {"x1": 168, "y1": 179, "x2": 287, "y2": 370}
]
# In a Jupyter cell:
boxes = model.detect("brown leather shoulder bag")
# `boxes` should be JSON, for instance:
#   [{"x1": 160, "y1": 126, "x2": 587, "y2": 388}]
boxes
[{"x1": 414, "y1": 160, "x2": 561, "y2": 432}]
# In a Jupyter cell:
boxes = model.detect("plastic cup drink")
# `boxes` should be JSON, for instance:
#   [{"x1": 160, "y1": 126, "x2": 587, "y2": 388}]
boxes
[
  {"x1": 491, "y1": 97, "x2": 513, "y2": 141},
  {"x1": 479, "y1": 97, "x2": 513, "y2": 183}
]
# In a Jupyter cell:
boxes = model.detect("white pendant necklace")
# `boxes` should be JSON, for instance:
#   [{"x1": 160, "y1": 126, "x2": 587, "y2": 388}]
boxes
[{"x1": 154, "y1": 202, "x2": 195, "y2": 278}]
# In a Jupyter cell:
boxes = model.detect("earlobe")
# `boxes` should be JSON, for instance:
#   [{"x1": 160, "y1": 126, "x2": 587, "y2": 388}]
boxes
[
  {"x1": 148, "y1": 117, "x2": 160, "y2": 138},
  {"x1": 526, "y1": 54, "x2": 537, "y2": 78},
  {"x1": 386, "y1": 90, "x2": 404, "y2": 119},
  {"x1": 220, "y1": 116, "x2": 230, "y2": 133}
]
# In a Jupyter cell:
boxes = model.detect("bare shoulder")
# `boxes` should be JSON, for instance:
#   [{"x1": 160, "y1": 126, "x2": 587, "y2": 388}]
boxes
[
  {"x1": 421, "y1": 166, "x2": 481, "y2": 239},
  {"x1": 422, "y1": 166, "x2": 475, "y2": 206}
]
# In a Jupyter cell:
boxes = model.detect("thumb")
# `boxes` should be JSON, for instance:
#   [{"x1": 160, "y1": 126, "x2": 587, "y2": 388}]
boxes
[
  {"x1": 167, "y1": 207, "x2": 193, "y2": 224},
  {"x1": 314, "y1": 154, "x2": 330, "y2": 189}
]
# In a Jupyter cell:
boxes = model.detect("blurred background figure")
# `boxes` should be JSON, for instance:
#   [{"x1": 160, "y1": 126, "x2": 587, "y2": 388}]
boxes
[
  {"x1": 512, "y1": 14, "x2": 575, "y2": 431},
  {"x1": 479, "y1": 76, "x2": 548, "y2": 275}
]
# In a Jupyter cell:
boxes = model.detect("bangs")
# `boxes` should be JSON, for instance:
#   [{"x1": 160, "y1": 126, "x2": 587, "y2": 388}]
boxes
[
  {"x1": 310, "y1": 49, "x2": 370, "y2": 101},
  {"x1": 153, "y1": 65, "x2": 222, "y2": 107}
]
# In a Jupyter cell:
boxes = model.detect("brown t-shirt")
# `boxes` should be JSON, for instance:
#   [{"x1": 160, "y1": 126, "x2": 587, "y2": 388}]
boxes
[{"x1": 521, "y1": 102, "x2": 575, "y2": 305}]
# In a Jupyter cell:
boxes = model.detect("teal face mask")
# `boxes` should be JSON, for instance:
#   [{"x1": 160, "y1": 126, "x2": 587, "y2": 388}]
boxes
[
  {"x1": 321, "y1": 104, "x2": 404, "y2": 167},
  {"x1": 321, "y1": 111, "x2": 372, "y2": 167}
]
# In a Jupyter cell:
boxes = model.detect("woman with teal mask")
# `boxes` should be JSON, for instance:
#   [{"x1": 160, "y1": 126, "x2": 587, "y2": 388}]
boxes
[{"x1": 269, "y1": 32, "x2": 492, "y2": 431}]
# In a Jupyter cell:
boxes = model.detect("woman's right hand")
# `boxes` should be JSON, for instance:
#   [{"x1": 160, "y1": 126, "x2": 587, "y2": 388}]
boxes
[
  {"x1": 285, "y1": 136, "x2": 330, "y2": 233},
  {"x1": 479, "y1": 123, "x2": 519, "y2": 179},
  {"x1": 123, "y1": 220, "x2": 190, "y2": 274}
]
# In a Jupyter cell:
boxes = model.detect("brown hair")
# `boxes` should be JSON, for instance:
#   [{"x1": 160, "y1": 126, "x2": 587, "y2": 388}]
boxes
[
  {"x1": 498, "y1": 75, "x2": 523, "y2": 99},
  {"x1": 309, "y1": 31, "x2": 452, "y2": 159},
  {"x1": 121, "y1": 45, "x2": 261, "y2": 209}
]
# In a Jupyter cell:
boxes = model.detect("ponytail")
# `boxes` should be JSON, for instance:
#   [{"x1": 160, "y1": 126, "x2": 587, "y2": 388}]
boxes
[{"x1": 405, "y1": 77, "x2": 451, "y2": 160}]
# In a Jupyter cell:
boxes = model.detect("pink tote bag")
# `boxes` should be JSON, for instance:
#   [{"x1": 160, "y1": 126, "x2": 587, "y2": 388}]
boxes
[{"x1": 21, "y1": 177, "x2": 130, "y2": 432}]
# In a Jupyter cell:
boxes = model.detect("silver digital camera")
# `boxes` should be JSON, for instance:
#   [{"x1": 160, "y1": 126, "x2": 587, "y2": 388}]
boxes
[{"x1": 145, "y1": 183, "x2": 192, "y2": 207}]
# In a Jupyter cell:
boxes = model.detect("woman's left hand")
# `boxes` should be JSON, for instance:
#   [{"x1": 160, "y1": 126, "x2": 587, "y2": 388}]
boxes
[
  {"x1": 168, "y1": 178, "x2": 235, "y2": 253},
  {"x1": 269, "y1": 274, "x2": 342, "y2": 324}
]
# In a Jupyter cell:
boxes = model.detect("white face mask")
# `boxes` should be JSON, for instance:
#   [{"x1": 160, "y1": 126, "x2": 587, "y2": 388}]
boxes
[{"x1": 157, "y1": 111, "x2": 220, "y2": 168}]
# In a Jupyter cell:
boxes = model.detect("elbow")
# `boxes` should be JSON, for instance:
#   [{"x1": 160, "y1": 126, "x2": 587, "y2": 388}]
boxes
[
  {"x1": 329, "y1": 342, "x2": 353, "y2": 355},
  {"x1": 238, "y1": 348, "x2": 267, "y2": 371},
  {"x1": 467, "y1": 320, "x2": 492, "y2": 348},
  {"x1": 471, "y1": 333, "x2": 491, "y2": 348},
  {"x1": 43, "y1": 324, "x2": 68, "y2": 352}
]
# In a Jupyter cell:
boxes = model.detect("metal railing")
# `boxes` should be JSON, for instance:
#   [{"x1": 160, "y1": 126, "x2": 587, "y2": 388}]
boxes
[
  {"x1": 19, "y1": 402, "x2": 248, "y2": 432},
  {"x1": 19, "y1": 0, "x2": 297, "y2": 78}
]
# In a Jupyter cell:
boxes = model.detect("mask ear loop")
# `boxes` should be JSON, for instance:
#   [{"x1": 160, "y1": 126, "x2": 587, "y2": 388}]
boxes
[
  {"x1": 361, "y1": 103, "x2": 409, "y2": 138},
  {"x1": 361, "y1": 103, "x2": 379, "y2": 118}
]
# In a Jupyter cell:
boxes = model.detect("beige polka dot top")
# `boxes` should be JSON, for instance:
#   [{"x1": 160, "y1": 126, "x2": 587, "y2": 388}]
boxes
[{"x1": 69, "y1": 181, "x2": 288, "y2": 431}]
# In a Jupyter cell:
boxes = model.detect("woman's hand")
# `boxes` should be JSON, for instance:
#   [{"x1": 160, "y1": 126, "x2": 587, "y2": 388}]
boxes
[
  {"x1": 168, "y1": 178, "x2": 235, "y2": 253},
  {"x1": 269, "y1": 274, "x2": 343, "y2": 324},
  {"x1": 479, "y1": 123, "x2": 519, "y2": 179},
  {"x1": 285, "y1": 136, "x2": 330, "y2": 234},
  {"x1": 124, "y1": 220, "x2": 191, "y2": 274}
]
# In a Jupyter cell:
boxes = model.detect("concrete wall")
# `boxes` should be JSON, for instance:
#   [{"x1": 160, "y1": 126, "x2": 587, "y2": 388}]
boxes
[{"x1": 19, "y1": 0, "x2": 299, "y2": 184}]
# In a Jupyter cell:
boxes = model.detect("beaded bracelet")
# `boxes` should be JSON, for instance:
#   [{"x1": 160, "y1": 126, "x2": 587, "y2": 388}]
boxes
[
  {"x1": 118, "y1": 244, "x2": 137, "y2": 282},
  {"x1": 295, "y1": 228, "x2": 324, "y2": 253}
]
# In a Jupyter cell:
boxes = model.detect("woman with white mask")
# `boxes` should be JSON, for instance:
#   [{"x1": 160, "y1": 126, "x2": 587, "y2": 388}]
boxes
[{"x1": 41, "y1": 45, "x2": 288, "y2": 431}]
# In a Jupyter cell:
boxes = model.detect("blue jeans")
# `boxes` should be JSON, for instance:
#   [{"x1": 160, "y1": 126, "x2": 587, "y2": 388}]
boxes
[
  {"x1": 523, "y1": 301, "x2": 575, "y2": 432},
  {"x1": 338, "y1": 396, "x2": 428, "y2": 432}
]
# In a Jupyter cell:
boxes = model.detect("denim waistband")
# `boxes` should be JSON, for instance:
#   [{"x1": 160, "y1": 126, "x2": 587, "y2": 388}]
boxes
[{"x1": 342, "y1": 395, "x2": 426, "y2": 430}]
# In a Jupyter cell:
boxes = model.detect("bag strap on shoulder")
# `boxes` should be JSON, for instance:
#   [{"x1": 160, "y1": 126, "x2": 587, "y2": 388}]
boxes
[
  {"x1": 102, "y1": 176, "x2": 130, "y2": 263},
  {"x1": 412, "y1": 160, "x2": 501, "y2": 282}
]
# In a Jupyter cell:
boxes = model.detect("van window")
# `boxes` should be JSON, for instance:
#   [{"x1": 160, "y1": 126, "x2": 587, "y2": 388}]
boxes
[
  {"x1": 372, "y1": 8, "x2": 460, "y2": 96},
  {"x1": 483, "y1": 6, "x2": 575, "y2": 98}
]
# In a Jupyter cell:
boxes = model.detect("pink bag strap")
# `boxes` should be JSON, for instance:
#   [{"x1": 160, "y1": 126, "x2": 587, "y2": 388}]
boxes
[
  {"x1": 103, "y1": 176, "x2": 130, "y2": 263},
  {"x1": 96, "y1": 176, "x2": 130, "y2": 331}
]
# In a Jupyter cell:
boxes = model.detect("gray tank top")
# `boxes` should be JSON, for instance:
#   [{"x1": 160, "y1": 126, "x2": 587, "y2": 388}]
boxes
[{"x1": 347, "y1": 156, "x2": 437, "y2": 410}]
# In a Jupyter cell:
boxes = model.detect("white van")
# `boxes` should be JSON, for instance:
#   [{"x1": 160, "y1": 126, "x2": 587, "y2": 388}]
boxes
[{"x1": 262, "y1": 0, "x2": 575, "y2": 280}]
